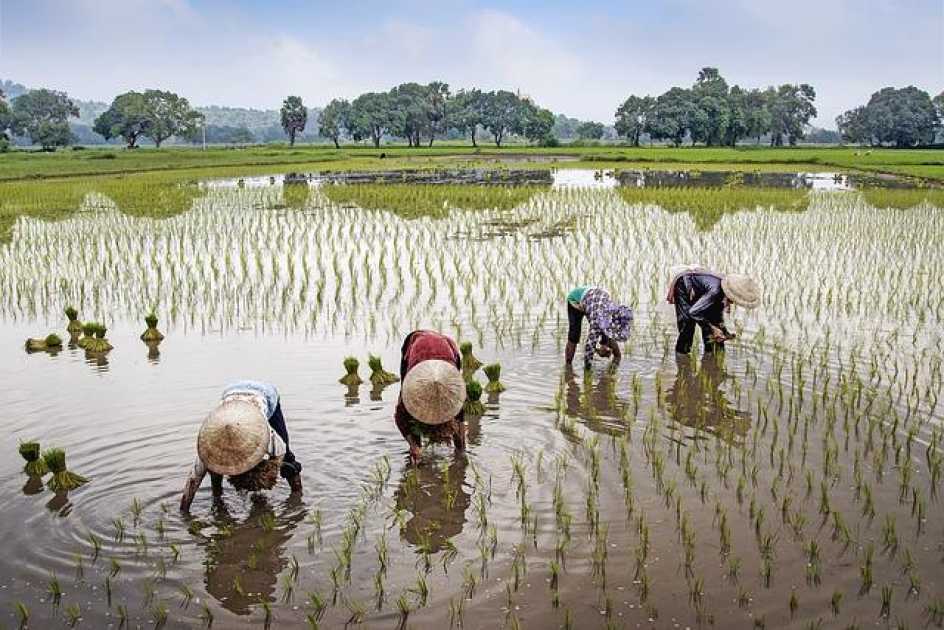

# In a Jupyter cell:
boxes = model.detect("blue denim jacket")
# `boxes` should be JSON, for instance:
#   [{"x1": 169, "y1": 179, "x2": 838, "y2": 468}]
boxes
[{"x1": 222, "y1": 380, "x2": 280, "y2": 420}]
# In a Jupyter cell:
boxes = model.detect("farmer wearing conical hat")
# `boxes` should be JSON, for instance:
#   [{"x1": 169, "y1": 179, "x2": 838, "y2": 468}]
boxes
[
  {"x1": 180, "y1": 381, "x2": 302, "y2": 511},
  {"x1": 667, "y1": 265, "x2": 761, "y2": 355},
  {"x1": 396, "y1": 330, "x2": 467, "y2": 465},
  {"x1": 564, "y1": 287, "x2": 634, "y2": 369}
]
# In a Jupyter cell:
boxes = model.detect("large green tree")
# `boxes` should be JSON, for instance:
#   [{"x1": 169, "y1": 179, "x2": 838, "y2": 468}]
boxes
[
  {"x1": 11, "y1": 88, "x2": 78, "y2": 150},
  {"x1": 319, "y1": 98, "x2": 351, "y2": 148},
  {"x1": 614, "y1": 95, "x2": 655, "y2": 146},
  {"x1": 690, "y1": 68, "x2": 730, "y2": 146},
  {"x1": 482, "y1": 90, "x2": 525, "y2": 147},
  {"x1": 142, "y1": 89, "x2": 203, "y2": 148},
  {"x1": 93, "y1": 91, "x2": 150, "y2": 148},
  {"x1": 767, "y1": 84, "x2": 817, "y2": 146},
  {"x1": 349, "y1": 92, "x2": 394, "y2": 147},
  {"x1": 576, "y1": 121, "x2": 605, "y2": 140},
  {"x1": 425, "y1": 81, "x2": 450, "y2": 146},
  {"x1": 837, "y1": 87, "x2": 938, "y2": 147},
  {"x1": 645, "y1": 87, "x2": 694, "y2": 147},
  {"x1": 521, "y1": 103, "x2": 555, "y2": 144},
  {"x1": 448, "y1": 88, "x2": 486, "y2": 147},
  {"x1": 280, "y1": 95, "x2": 307, "y2": 146}
]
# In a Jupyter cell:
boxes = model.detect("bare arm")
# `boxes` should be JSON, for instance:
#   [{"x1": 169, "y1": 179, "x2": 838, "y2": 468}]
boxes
[{"x1": 180, "y1": 459, "x2": 208, "y2": 512}]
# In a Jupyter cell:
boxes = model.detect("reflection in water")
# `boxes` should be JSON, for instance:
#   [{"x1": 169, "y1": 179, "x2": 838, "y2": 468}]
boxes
[
  {"x1": 22, "y1": 475, "x2": 45, "y2": 496},
  {"x1": 45, "y1": 490, "x2": 72, "y2": 517},
  {"x1": 145, "y1": 340, "x2": 161, "y2": 364},
  {"x1": 84, "y1": 350, "x2": 110, "y2": 372},
  {"x1": 344, "y1": 383, "x2": 361, "y2": 406},
  {"x1": 666, "y1": 354, "x2": 750, "y2": 443},
  {"x1": 197, "y1": 494, "x2": 306, "y2": 615},
  {"x1": 393, "y1": 455, "x2": 470, "y2": 553},
  {"x1": 563, "y1": 366, "x2": 632, "y2": 436}
]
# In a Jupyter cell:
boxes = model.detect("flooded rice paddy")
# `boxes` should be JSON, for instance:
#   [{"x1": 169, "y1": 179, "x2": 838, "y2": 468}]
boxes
[{"x1": 1, "y1": 169, "x2": 943, "y2": 629}]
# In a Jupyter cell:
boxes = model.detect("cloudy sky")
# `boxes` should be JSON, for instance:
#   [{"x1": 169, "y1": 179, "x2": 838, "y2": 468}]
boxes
[{"x1": 1, "y1": 0, "x2": 941, "y2": 126}]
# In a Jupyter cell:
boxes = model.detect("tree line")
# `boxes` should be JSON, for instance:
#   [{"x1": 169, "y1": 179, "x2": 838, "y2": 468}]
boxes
[
  {"x1": 314, "y1": 83, "x2": 555, "y2": 148},
  {"x1": 2, "y1": 73, "x2": 943, "y2": 151},
  {"x1": 614, "y1": 68, "x2": 819, "y2": 147}
]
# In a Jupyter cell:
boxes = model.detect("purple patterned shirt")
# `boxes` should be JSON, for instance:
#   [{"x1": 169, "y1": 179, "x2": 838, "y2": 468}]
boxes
[{"x1": 581, "y1": 288, "x2": 634, "y2": 365}]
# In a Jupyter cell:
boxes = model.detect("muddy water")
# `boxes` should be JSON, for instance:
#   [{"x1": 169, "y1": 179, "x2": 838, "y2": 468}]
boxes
[{"x1": 0, "y1": 173, "x2": 942, "y2": 629}]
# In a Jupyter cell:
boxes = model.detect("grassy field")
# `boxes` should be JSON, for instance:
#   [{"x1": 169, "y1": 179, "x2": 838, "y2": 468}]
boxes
[{"x1": 1, "y1": 144, "x2": 942, "y2": 182}]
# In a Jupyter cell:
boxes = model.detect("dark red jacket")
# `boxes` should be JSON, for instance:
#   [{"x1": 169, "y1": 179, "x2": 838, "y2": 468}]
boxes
[{"x1": 395, "y1": 330, "x2": 463, "y2": 438}]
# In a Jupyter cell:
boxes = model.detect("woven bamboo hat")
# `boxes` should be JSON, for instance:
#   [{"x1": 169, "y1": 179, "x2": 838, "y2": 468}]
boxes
[
  {"x1": 721, "y1": 274, "x2": 762, "y2": 309},
  {"x1": 197, "y1": 399, "x2": 269, "y2": 476},
  {"x1": 402, "y1": 359, "x2": 466, "y2": 425}
]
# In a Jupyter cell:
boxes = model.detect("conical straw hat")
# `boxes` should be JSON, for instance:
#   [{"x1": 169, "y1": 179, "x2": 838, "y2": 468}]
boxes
[
  {"x1": 197, "y1": 399, "x2": 269, "y2": 476},
  {"x1": 721, "y1": 274, "x2": 761, "y2": 309},
  {"x1": 402, "y1": 359, "x2": 466, "y2": 425}
]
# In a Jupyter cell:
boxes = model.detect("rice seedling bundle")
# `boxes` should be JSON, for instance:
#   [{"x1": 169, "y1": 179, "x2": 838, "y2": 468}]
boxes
[
  {"x1": 463, "y1": 380, "x2": 485, "y2": 416},
  {"x1": 460, "y1": 341, "x2": 483, "y2": 375},
  {"x1": 24, "y1": 333, "x2": 62, "y2": 352},
  {"x1": 483, "y1": 363, "x2": 506, "y2": 393},
  {"x1": 339, "y1": 356, "x2": 363, "y2": 386},
  {"x1": 82, "y1": 323, "x2": 113, "y2": 353},
  {"x1": 140, "y1": 312, "x2": 165, "y2": 342},
  {"x1": 65, "y1": 305, "x2": 83, "y2": 335},
  {"x1": 228, "y1": 456, "x2": 282, "y2": 492},
  {"x1": 42, "y1": 448, "x2": 89, "y2": 492},
  {"x1": 368, "y1": 354, "x2": 399, "y2": 385},
  {"x1": 19, "y1": 440, "x2": 48, "y2": 476}
]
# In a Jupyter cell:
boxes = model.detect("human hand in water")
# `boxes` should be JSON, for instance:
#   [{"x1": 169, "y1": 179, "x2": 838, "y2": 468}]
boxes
[
  {"x1": 409, "y1": 444, "x2": 423, "y2": 466},
  {"x1": 595, "y1": 345, "x2": 612, "y2": 358}
]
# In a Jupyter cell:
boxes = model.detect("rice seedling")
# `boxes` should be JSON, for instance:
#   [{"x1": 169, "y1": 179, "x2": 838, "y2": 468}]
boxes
[
  {"x1": 65, "y1": 603, "x2": 81, "y2": 627},
  {"x1": 13, "y1": 601, "x2": 29, "y2": 628},
  {"x1": 831, "y1": 590, "x2": 843, "y2": 615},
  {"x1": 65, "y1": 305, "x2": 83, "y2": 336},
  {"x1": 306, "y1": 591, "x2": 327, "y2": 620},
  {"x1": 48, "y1": 572, "x2": 63, "y2": 606},
  {"x1": 178, "y1": 584, "x2": 193, "y2": 609},
  {"x1": 881, "y1": 585, "x2": 893, "y2": 618},
  {"x1": 411, "y1": 573, "x2": 429, "y2": 607},
  {"x1": 483, "y1": 363, "x2": 506, "y2": 393},
  {"x1": 42, "y1": 448, "x2": 89, "y2": 491},
  {"x1": 199, "y1": 602, "x2": 213, "y2": 628},
  {"x1": 344, "y1": 597, "x2": 367, "y2": 625},
  {"x1": 339, "y1": 356, "x2": 363, "y2": 386},
  {"x1": 19, "y1": 440, "x2": 48, "y2": 476},
  {"x1": 396, "y1": 593, "x2": 412, "y2": 630}
]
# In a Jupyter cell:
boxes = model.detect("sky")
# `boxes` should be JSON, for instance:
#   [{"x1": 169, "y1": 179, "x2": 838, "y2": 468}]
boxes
[{"x1": 0, "y1": 0, "x2": 941, "y2": 127}]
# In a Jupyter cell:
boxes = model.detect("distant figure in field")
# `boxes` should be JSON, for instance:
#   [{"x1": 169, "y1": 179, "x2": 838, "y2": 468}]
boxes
[
  {"x1": 564, "y1": 287, "x2": 634, "y2": 369},
  {"x1": 396, "y1": 330, "x2": 467, "y2": 465},
  {"x1": 180, "y1": 381, "x2": 302, "y2": 511},
  {"x1": 667, "y1": 265, "x2": 761, "y2": 355}
]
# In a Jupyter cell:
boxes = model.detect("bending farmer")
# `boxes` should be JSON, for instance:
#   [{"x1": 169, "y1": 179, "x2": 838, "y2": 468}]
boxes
[
  {"x1": 180, "y1": 381, "x2": 302, "y2": 511},
  {"x1": 396, "y1": 330, "x2": 467, "y2": 465},
  {"x1": 565, "y1": 286, "x2": 634, "y2": 369},
  {"x1": 667, "y1": 266, "x2": 761, "y2": 355}
]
